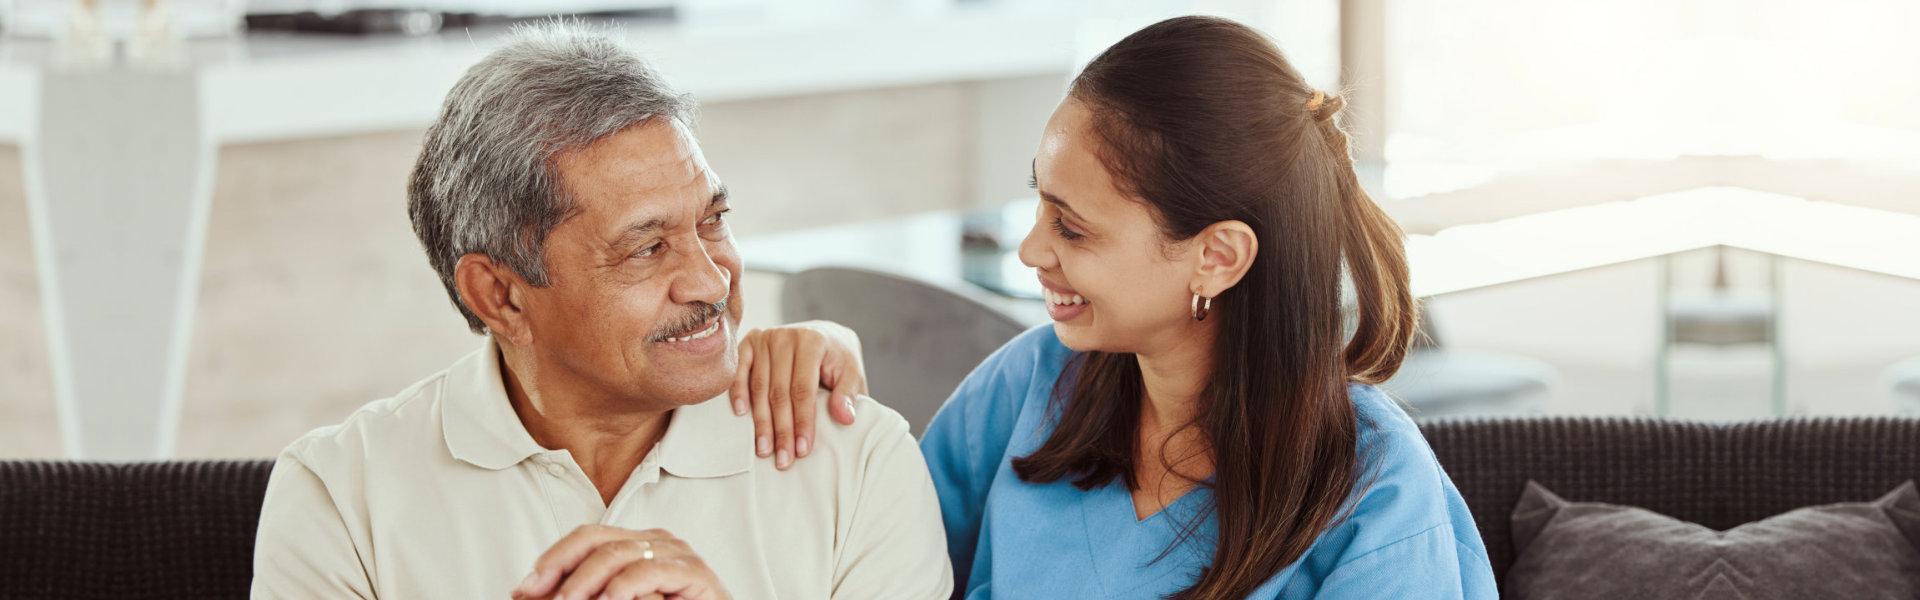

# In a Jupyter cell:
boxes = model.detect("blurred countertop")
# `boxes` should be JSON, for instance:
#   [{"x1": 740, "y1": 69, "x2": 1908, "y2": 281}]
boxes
[{"x1": 0, "y1": 3, "x2": 1119, "y2": 145}]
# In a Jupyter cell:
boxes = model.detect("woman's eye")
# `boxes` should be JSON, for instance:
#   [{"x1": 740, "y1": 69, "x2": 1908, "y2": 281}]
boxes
[
  {"x1": 634, "y1": 242, "x2": 662, "y2": 258},
  {"x1": 1051, "y1": 217, "x2": 1084, "y2": 241}
]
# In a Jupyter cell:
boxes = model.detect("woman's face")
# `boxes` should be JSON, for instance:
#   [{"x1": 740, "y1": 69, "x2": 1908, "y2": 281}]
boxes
[{"x1": 1019, "y1": 99, "x2": 1201, "y2": 355}]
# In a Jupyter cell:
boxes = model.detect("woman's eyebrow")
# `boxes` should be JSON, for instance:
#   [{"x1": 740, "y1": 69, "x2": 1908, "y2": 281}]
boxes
[{"x1": 1031, "y1": 161, "x2": 1088, "y2": 222}]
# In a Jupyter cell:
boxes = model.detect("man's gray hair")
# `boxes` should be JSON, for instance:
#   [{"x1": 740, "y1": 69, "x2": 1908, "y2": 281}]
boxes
[{"x1": 408, "y1": 20, "x2": 695, "y2": 334}]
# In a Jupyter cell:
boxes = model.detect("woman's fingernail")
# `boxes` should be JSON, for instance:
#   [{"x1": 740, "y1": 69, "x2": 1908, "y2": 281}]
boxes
[
  {"x1": 733, "y1": 399, "x2": 746, "y2": 415},
  {"x1": 757, "y1": 436, "x2": 771, "y2": 456},
  {"x1": 777, "y1": 449, "x2": 791, "y2": 469},
  {"x1": 797, "y1": 436, "x2": 811, "y2": 457},
  {"x1": 845, "y1": 396, "x2": 856, "y2": 418},
  {"x1": 518, "y1": 571, "x2": 537, "y2": 591}
]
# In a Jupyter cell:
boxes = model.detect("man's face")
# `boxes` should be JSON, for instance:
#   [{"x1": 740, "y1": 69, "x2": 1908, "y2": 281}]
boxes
[{"x1": 521, "y1": 118, "x2": 744, "y2": 411}]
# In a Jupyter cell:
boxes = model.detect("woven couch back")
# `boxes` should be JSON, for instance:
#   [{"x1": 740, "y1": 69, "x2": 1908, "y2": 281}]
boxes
[
  {"x1": 0, "y1": 460, "x2": 274, "y2": 599},
  {"x1": 7, "y1": 418, "x2": 1920, "y2": 595},
  {"x1": 1419, "y1": 417, "x2": 1920, "y2": 583}
]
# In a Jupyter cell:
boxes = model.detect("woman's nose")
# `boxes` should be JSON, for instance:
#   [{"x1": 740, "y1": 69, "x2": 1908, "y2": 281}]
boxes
[{"x1": 1017, "y1": 208, "x2": 1054, "y2": 270}]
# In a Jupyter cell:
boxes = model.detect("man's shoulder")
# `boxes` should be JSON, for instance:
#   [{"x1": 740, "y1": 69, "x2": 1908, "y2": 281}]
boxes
[
  {"x1": 772, "y1": 391, "x2": 924, "y2": 486},
  {"x1": 801, "y1": 391, "x2": 913, "y2": 459},
  {"x1": 278, "y1": 368, "x2": 451, "y2": 472}
]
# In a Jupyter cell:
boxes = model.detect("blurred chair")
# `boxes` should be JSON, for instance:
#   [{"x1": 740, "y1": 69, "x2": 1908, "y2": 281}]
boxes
[
  {"x1": 1666, "y1": 248, "x2": 1774, "y2": 346},
  {"x1": 1659, "y1": 247, "x2": 1782, "y2": 416},
  {"x1": 780, "y1": 266, "x2": 1028, "y2": 436},
  {"x1": 1885, "y1": 356, "x2": 1920, "y2": 415},
  {"x1": 1382, "y1": 308, "x2": 1557, "y2": 418}
]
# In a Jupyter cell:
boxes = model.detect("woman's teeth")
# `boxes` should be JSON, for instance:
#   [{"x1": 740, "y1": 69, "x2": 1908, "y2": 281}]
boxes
[
  {"x1": 663, "y1": 319, "x2": 721, "y2": 343},
  {"x1": 1043, "y1": 289, "x2": 1087, "y2": 306}
]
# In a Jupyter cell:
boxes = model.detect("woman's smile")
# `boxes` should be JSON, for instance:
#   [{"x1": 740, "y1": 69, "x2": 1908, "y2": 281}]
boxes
[{"x1": 1038, "y1": 276, "x2": 1090, "y2": 322}]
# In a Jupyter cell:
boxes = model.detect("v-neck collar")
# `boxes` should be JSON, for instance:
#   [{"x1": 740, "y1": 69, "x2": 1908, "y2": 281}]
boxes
[
  {"x1": 1076, "y1": 479, "x2": 1216, "y2": 596},
  {"x1": 1128, "y1": 472, "x2": 1217, "y2": 523}
]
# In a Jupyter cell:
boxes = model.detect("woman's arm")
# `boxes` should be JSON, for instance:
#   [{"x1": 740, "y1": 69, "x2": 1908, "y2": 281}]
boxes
[
  {"x1": 1277, "y1": 387, "x2": 1499, "y2": 599},
  {"x1": 1302, "y1": 523, "x2": 1495, "y2": 599},
  {"x1": 918, "y1": 326, "x2": 1056, "y2": 597}
]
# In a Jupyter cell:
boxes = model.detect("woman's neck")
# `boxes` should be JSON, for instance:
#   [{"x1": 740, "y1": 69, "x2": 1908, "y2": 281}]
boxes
[
  {"x1": 1134, "y1": 325, "x2": 1217, "y2": 478},
  {"x1": 1136, "y1": 325, "x2": 1214, "y2": 431}
]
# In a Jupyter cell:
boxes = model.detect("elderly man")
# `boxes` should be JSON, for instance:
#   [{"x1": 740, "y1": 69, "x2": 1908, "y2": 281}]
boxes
[{"x1": 250, "y1": 23, "x2": 951, "y2": 600}]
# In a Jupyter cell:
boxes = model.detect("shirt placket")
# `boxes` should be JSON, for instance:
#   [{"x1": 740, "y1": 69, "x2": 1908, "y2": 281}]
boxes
[
  {"x1": 528, "y1": 450, "x2": 608, "y2": 532},
  {"x1": 600, "y1": 450, "x2": 664, "y2": 526}
]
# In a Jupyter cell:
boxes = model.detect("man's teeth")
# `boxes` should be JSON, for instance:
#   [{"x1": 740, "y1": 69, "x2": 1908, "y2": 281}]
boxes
[
  {"x1": 1043, "y1": 289, "x2": 1087, "y2": 306},
  {"x1": 663, "y1": 320, "x2": 721, "y2": 343}
]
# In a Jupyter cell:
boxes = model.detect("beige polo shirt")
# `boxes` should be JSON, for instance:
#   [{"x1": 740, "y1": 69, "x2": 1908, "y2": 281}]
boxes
[{"x1": 250, "y1": 340, "x2": 952, "y2": 599}]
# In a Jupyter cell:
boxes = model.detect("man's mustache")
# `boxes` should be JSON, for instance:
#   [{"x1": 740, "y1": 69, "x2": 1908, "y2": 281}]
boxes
[{"x1": 646, "y1": 299, "x2": 729, "y2": 342}]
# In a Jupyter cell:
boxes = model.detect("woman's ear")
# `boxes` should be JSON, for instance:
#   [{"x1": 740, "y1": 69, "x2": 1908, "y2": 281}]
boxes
[
  {"x1": 1190, "y1": 220, "x2": 1258, "y2": 297},
  {"x1": 453, "y1": 253, "x2": 536, "y2": 346}
]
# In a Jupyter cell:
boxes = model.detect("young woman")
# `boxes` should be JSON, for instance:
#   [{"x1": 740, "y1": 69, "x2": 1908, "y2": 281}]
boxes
[
  {"x1": 743, "y1": 15, "x2": 1495, "y2": 599},
  {"x1": 917, "y1": 16, "x2": 1493, "y2": 599}
]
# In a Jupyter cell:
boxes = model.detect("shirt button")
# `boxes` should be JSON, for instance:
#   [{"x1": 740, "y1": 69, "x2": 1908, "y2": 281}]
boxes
[{"x1": 546, "y1": 463, "x2": 567, "y2": 477}]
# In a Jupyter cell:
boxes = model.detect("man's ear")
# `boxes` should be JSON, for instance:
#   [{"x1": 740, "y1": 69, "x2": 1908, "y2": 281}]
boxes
[
  {"x1": 1190, "y1": 221, "x2": 1258, "y2": 298},
  {"x1": 454, "y1": 253, "x2": 535, "y2": 346}
]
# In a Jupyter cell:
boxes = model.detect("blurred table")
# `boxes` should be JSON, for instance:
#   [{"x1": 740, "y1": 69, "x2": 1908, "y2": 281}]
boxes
[
  {"x1": 1405, "y1": 186, "x2": 1920, "y2": 294},
  {"x1": 741, "y1": 186, "x2": 1920, "y2": 300},
  {"x1": 739, "y1": 186, "x2": 1920, "y2": 418},
  {"x1": 740, "y1": 199, "x2": 1042, "y2": 295}
]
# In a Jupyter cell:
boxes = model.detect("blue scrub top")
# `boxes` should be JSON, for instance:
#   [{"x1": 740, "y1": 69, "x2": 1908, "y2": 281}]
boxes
[{"x1": 920, "y1": 325, "x2": 1498, "y2": 599}]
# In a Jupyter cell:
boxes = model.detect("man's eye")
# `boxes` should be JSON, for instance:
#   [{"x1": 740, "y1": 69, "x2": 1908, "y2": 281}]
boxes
[
  {"x1": 702, "y1": 209, "x2": 731, "y2": 226},
  {"x1": 634, "y1": 242, "x2": 662, "y2": 258}
]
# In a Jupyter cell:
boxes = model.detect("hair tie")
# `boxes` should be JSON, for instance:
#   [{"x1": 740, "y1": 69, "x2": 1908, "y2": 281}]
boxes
[{"x1": 1305, "y1": 90, "x2": 1325, "y2": 113}]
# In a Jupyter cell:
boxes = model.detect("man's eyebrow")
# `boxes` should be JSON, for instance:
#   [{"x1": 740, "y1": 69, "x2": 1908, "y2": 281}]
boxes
[
  {"x1": 610, "y1": 217, "x2": 668, "y2": 250},
  {"x1": 1031, "y1": 160, "x2": 1084, "y2": 221},
  {"x1": 708, "y1": 184, "x2": 729, "y2": 209}
]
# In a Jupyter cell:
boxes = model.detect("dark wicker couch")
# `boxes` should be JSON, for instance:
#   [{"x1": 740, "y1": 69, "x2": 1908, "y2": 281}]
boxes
[
  {"x1": 1421, "y1": 417, "x2": 1920, "y2": 584},
  {"x1": 0, "y1": 461, "x2": 272, "y2": 599},
  {"x1": 4, "y1": 417, "x2": 1919, "y2": 598}
]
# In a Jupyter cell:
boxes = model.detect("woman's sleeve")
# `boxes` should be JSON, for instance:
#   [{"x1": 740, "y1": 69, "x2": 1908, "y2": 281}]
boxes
[
  {"x1": 1309, "y1": 523, "x2": 1498, "y2": 599},
  {"x1": 1285, "y1": 387, "x2": 1500, "y2": 599},
  {"x1": 917, "y1": 326, "x2": 1051, "y2": 597}
]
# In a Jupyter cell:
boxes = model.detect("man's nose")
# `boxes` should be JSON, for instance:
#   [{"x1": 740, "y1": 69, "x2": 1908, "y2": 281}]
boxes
[{"x1": 669, "y1": 237, "x2": 731, "y2": 306}]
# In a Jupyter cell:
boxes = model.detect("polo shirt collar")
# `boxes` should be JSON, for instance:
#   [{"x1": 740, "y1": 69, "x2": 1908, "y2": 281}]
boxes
[
  {"x1": 441, "y1": 339, "x2": 546, "y2": 470},
  {"x1": 441, "y1": 338, "x2": 754, "y2": 479},
  {"x1": 654, "y1": 391, "x2": 754, "y2": 479}
]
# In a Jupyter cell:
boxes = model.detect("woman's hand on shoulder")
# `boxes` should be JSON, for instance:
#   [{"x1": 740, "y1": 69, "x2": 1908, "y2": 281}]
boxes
[{"x1": 730, "y1": 320, "x2": 868, "y2": 470}]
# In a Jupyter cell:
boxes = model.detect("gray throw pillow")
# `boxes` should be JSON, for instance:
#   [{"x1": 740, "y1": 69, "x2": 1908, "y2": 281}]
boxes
[{"x1": 1505, "y1": 480, "x2": 1920, "y2": 600}]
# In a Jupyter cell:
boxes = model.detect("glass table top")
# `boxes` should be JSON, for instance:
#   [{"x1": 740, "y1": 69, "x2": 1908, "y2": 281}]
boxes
[{"x1": 738, "y1": 187, "x2": 1920, "y2": 301}]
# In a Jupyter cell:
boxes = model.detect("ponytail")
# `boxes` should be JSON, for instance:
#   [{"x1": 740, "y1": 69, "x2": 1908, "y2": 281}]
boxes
[{"x1": 1309, "y1": 92, "x2": 1417, "y2": 384}]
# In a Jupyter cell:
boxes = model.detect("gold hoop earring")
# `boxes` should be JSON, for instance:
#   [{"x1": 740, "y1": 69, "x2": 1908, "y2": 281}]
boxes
[{"x1": 1191, "y1": 293, "x2": 1212, "y2": 321}]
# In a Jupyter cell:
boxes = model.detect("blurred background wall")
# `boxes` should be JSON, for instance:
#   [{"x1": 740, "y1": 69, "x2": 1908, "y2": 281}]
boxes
[{"x1": 1, "y1": 0, "x2": 1916, "y2": 460}]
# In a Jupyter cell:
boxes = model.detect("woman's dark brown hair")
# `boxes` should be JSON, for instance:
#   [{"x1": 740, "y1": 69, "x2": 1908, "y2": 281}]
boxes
[{"x1": 1008, "y1": 15, "x2": 1417, "y2": 600}]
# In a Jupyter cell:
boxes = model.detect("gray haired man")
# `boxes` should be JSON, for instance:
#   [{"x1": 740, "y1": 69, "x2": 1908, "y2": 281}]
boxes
[{"x1": 249, "y1": 22, "x2": 952, "y2": 600}]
